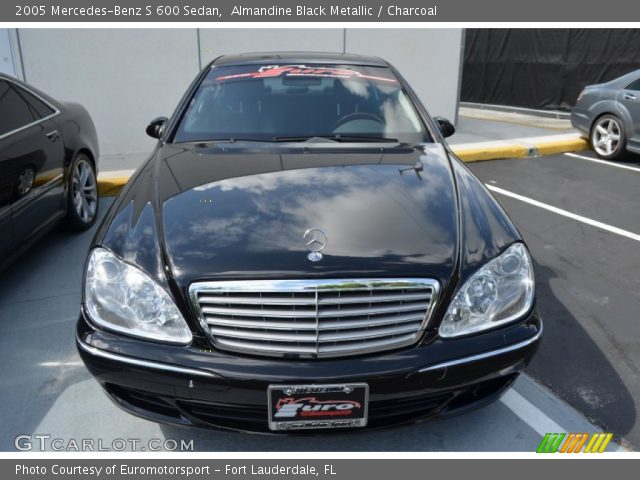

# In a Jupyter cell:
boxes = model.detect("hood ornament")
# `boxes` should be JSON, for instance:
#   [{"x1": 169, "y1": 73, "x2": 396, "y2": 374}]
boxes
[{"x1": 303, "y1": 228, "x2": 327, "y2": 262}]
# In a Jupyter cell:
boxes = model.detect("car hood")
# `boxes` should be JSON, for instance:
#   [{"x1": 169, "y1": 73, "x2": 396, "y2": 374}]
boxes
[
  {"x1": 96, "y1": 141, "x2": 523, "y2": 328},
  {"x1": 121, "y1": 142, "x2": 459, "y2": 289}
]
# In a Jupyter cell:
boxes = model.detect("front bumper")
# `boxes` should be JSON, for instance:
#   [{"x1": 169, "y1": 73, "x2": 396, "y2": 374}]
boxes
[{"x1": 77, "y1": 308, "x2": 542, "y2": 433}]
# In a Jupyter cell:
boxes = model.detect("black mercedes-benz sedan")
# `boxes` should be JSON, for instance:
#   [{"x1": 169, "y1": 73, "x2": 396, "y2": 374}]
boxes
[
  {"x1": 77, "y1": 52, "x2": 541, "y2": 433},
  {"x1": 1, "y1": 74, "x2": 99, "y2": 270}
]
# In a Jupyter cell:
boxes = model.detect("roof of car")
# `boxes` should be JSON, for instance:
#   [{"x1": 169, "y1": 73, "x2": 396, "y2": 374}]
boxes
[{"x1": 211, "y1": 52, "x2": 390, "y2": 67}]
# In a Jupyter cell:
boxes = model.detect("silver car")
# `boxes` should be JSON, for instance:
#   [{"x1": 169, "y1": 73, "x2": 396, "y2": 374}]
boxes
[{"x1": 571, "y1": 69, "x2": 640, "y2": 159}]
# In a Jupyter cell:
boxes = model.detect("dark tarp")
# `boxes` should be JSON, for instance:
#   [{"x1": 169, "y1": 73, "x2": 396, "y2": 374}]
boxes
[{"x1": 461, "y1": 29, "x2": 640, "y2": 111}]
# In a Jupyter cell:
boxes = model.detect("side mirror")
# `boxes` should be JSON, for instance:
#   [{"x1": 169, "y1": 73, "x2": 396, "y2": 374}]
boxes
[
  {"x1": 433, "y1": 117, "x2": 455, "y2": 138},
  {"x1": 146, "y1": 117, "x2": 168, "y2": 139}
]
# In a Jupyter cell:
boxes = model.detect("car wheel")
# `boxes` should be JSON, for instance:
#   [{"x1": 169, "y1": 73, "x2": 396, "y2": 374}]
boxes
[
  {"x1": 590, "y1": 114, "x2": 626, "y2": 159},
  {"x1": 65, "y1": 153, "x2": 98, "y2": 230}
]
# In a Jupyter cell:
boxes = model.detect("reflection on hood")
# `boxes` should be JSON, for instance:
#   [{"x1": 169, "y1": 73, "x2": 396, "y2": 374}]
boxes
[{"x1": 156, "y1": 143, "x2": 458, "y2": 285}]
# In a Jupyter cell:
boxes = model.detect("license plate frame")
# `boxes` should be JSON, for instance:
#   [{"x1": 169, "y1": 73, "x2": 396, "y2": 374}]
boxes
[{"x1": 267, "y1": 383, "x2": 369, "y2": 431}]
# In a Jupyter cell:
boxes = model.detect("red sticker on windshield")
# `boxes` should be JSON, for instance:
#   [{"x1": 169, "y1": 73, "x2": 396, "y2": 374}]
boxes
[{"x1": 215, "y1": 65, "x2": 398, "y2": 83}]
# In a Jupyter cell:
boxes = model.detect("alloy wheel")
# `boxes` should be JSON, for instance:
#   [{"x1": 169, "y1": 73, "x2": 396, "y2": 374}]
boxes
[
  {"x1": 592, "y1": 117, "x2": 622, "y2": 157},
  {"x1": 72, "y1": 159, "x2": 98, "y2": 224}
]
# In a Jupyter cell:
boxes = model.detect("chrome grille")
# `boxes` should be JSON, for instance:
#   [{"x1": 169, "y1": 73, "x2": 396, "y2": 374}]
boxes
[{"x1": 189, "y1": 279, "x2": 439, "y2": 358}]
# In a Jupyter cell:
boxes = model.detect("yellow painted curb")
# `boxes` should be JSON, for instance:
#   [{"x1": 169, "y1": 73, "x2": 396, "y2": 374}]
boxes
[
  {"x1": 98, "y1": 176, "x2": 131, "y2": 197},
  {"x1": 534, "y1": 137, "x2": 589, "y2": 156},
  {"x1": 96, "y1": 139, "x2": 591, "y2": 196},
  {"x1": 452, "y1": 144, "x2": 529, "y2": 162}
]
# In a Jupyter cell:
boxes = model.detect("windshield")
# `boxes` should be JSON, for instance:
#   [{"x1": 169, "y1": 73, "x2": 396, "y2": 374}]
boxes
[{"x1": 173, "y1": 64, "x2": 430, "y2": 144}]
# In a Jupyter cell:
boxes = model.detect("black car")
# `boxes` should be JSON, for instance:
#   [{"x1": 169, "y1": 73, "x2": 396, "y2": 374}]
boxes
[
  {"x1": 77, "y1": 53, "x2": 541, "y2": 433},
  {"x1": 0, "y1": 74, "x2": 99, "y2": 269}
]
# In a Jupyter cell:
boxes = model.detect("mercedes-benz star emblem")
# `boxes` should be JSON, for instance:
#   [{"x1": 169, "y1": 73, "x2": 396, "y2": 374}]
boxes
[{"x1": 303, "y1": 228, "x2": 327, "y2": 262}]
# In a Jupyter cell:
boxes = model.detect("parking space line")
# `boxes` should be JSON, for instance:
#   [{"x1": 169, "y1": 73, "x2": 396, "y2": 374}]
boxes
[
  {"x1": 500, "y1": 389, "x2": 564, "y2": 437},
  {"x1": 486, "y1": 184, "x2": 640, "y2": 243},
  {"x1": 564, "y1": 152, "x2": 640, "y2": 173}
]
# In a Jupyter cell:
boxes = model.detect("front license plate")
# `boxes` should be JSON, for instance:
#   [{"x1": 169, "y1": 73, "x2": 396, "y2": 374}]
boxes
[{"x1": 267, "y1": 383, "x2": 369, "y2": 431}]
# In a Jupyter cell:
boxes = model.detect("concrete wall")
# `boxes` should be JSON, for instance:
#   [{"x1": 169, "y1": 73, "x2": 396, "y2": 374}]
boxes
[
  {"x1": 0, "y1": 29, "x2": 17, "y2": 76},
  {"x1": 18, "y1": 29, "x2": 199, "y2": 156},
  {"x1": 15, "y1": 28, "x2": 462, "y2": 160},
  {"x1": 345, "y1": 29, "x2": 463, "y2": 124},
  {"x1": 198, "y1": 29, "x2": 344, "y2": 61}
]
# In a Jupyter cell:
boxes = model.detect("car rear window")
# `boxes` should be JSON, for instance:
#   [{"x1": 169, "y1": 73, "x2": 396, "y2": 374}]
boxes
[
  {"x1": 17, "y1": 86, "x2": 56, "y2": 118},
  {"x1": 0, "y1": 80, "x2": 37, "y2": 136},
  {"x1": 625, "y1": 78, "x2": 640, "y2": 91},
  {"x1": 173, "y1": 64, "x2": 430, "y2": 144}
]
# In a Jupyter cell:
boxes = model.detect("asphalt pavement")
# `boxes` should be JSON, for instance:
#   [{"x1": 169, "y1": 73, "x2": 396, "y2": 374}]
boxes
[
  {"x1": 468, "y1": 150, "x2": 640, "y2": 449},
  {"x1": 0, "y1": 147, "x2": 636, "y2": 451}
]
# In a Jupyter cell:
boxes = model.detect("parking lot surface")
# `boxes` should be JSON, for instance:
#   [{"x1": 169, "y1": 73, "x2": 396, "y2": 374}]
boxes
[
  {"x1": 468, "y1": 150, "x2": 640, "y2": 449},
  {"x1": 1, "y1": 150, "x2": 636, "y2": 451}
]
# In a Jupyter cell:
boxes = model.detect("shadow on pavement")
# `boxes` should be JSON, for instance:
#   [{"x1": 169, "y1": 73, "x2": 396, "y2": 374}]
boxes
[
  {"x1": 527, "y1": 257, "x2": 636, "y2": 446},
  {"x1": 616, "y1": 151, "x2": 640, "y2": 167},
  {"x1": 0, "y1": 199, "x2": 112, "y2": 450},
  {"x1": 579, "y1": 148, "x2": 640, "y2": 168}
]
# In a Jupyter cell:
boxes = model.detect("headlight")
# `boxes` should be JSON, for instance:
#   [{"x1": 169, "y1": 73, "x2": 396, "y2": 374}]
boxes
[
  {"x1": 84, "y1": 248, "x2": 192, "y2": 344},
  {"x1": 439, "y1": 243, "x2": 534, "y2": 338}
]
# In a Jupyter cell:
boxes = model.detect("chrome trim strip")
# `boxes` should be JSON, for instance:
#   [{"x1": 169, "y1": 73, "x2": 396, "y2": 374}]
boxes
[
  {"x1": 200, "y1": 301, "x2": 431, "y2": 319},
  {"x1": 76, "y1": 335, "x2": 219, "y2": 379},
  {"x1": 0, "y1": 76, "x2": 61, "y2": 140},
  {"x1": 418, "y1": 323, "x2": 543, "y2": 373},
  {"x1": 192, "y1": 279, "x2": 439, "y2": 292},
  {"x1": 189, "y1": 278, "x2": 440, "y2": 359}
]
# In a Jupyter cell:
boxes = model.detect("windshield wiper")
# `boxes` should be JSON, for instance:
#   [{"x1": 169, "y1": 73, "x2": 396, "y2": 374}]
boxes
[
  {"x1": 272, "y1": 135, "x2": 399, "y2": 143},
  {"x1": 192, "y1": 138, "x2": 274, "y2": 144}
]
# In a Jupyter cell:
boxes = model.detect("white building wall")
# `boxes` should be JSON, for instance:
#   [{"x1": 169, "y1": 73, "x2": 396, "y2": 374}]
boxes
[
  {"x1": 18, "y1": 29, "x2": 199, "y2": 156},
  {"x1": 0, "y1": 29, "x2": 17, "y2": 76},
  {"x1": 198, "y1": 28, "x2": 344, "y2": 61},
  {"x1": 345, "y1": 29, "x2": 463, "y2": 123},
  {"x1": 13, "y1": 28, "x2": 462, "y2": 159}
]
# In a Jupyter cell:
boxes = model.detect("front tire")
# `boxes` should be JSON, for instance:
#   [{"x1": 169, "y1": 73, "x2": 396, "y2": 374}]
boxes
[
  {"x1": 590, "y1": 114, "x2": 626, "y2": 159},
  {"x1": 64, "y1": 153, "x2": 98, "y2": 230}
]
